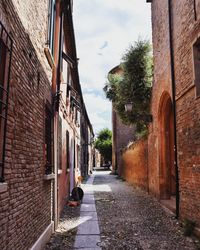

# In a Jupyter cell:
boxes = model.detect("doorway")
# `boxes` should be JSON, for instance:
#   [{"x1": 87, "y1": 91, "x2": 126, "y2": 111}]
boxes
[{"x1": 159, "y1": 92, "x2": 176, "y2": 200}]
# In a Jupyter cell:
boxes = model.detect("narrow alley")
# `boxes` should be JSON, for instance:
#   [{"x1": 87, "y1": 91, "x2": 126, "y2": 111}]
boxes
[{"x1": 45, "y1": 170, "x2": 198, "y2": 250}]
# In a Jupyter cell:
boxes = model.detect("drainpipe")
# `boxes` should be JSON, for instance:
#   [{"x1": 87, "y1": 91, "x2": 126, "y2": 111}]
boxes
[
  {"x1": 168, "y1": 0, "x2": 180, "y2": 219},
  {"x1": 52, "y1": 0, "x2": 61, "y2": 230}
]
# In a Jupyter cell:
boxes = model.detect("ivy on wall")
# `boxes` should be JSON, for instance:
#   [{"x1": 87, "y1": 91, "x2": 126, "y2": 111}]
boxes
[{"x1": 104, "y1": 39, "x2": 153, "y2": 139}]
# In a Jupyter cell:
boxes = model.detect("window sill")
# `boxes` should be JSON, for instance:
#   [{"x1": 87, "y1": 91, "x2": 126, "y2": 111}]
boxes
[
  {"x1": 43, "y1": 173, "x2": 55, "y2": 180},
  {"x1": 0, "y1": 182, "x2": 8, "y2": 193},
  {"x1": 58, "y1": 169, "x2": 62, "y2": 175},
  {"x1": 44, "y1": 47, "x2": 55, "y2": 69}
]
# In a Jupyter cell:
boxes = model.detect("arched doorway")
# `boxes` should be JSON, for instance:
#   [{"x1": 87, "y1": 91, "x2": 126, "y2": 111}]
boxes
[{"x1": 158, "y1": 92, "x2": 176, "y2": 200}]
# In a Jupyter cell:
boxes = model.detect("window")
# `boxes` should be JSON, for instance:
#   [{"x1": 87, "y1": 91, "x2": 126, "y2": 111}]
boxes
[
  {"x1": 47, "y1": 0, "x2": 56, "y2": 55},
  {"x1": 66, "y1": 130, "x2": 70, "y2": 171},
  {"x1": 193, "y1": 38, "x2": 200, "y2": 97},
  {"x1": 45, "y1": 103, "x2": 53, "y2": 174},
  {"x1": 58, "y1": 116, "x2": 62, "y2": 170},
  {"x1": 0, "y1": 21, "x2": 12, "y2": 182},
  {"x1": 76, "y1": 110, "x2": 80, "y2": 127}
]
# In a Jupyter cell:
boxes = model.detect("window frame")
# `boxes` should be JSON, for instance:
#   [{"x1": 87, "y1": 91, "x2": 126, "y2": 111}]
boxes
[
  {"x1": 58, "y1": 115, "x2": 62, "y2": 170},
  {"x1": 45, "y1": 102, "x2": 53, "y2": 175},
  {"x1": 66, "y1": 130, "x2": 70, "y2": 172},
  {"x1": 193, "y1": 37, "x2": 200, "y2": 97},
  {"x1": 47, "y1": 0, "x2": 56, "y2": 56},
  {"x1": 0, "y1": 21, "x2": 13, "y2": 182}
]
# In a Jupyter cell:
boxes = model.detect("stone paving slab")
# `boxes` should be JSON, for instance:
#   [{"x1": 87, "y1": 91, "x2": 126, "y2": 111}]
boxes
[
  {"x1": 82, "y1": 195, "x2": 95, "y2": 204},
  {"x1": 83, "y1": 191, "x2": 94, "y2": 195},
  {"x1": 80, "y1": 211, "x2": 98, "y2": 221},
  {"x1": 74, "y1": 235, "x2": 101, "y2": 248},
  {"x1": 77, "y1": 220, "x2": 100, "y2": 235},
  {"x1": 76, "y1": 248, "x2": 101, "y2": 250},
  {"x1": 74, "y1": 175, "x2": 102, "y2": 249},
  {"x1": 80, "y1": 203, "x2": 96, "y2": 212}
]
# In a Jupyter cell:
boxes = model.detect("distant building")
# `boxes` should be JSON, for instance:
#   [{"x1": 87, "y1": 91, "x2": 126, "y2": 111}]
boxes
[
  {"x1": 108, "y1": 65, "x2": 135, "y2": 175},
  {"x1": 80, "y1": 105, "x2": 94, "y2": 177}
]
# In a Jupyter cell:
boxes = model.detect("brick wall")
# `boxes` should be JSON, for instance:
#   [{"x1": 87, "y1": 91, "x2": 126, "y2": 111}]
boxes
[
  {"x1": 112, "y1": 108, "x2": 135, "y2": 175},
  {"x1": 0, "y1": 0, "x2": 53, "y2": 249},
  {"x1": 148, "y1": 0, "x2": 172, "y2": 197},
  {"x1": 150, "y1": 0, "x2": 200, "y2": 226},
  {"x1": 122, "y1": 139, "x2": 148, "y2": 191},
  {"x1": 171, "y1": 0, "x2": 200, "y2": 225}
]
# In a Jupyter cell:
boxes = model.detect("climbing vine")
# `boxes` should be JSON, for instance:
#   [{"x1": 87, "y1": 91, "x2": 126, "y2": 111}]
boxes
[{"x1": 104, "y1": 39, "x2": 153, "y2": 139}]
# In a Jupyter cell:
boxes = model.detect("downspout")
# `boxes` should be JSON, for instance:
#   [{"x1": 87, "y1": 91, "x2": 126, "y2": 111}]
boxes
[
  {"x1": 52, "y1": 0, "x2": 61, "y2": 229},
  {"x1": 168, "y1": 0, "x2": 180, "y2": 219}
]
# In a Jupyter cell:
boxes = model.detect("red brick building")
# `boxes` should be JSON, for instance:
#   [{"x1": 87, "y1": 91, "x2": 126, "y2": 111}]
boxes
[
  {"x1": 0, "y1": 0, "x2": 54, "y2": 249},
  {"x1": 0, "y1": 0, "x2": 92, "y2": 249},
  {"x1": 148, "y1": 0, "x2": 200, "y2": 229},
  {"x1": 113, "y1": 0, "x2": 200, "y2": 234}
]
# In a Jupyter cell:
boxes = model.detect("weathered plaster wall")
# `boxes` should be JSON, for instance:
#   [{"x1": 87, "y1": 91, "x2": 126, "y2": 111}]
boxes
[{"x1": 122, "y1": 139, "x2": 148, "y2": 191}]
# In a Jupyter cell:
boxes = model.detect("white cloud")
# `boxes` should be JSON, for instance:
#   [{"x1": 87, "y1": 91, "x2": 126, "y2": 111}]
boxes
[
  {"x1": 82, "y1": 93, "x2": 111, "y2": 134},
  {"x1": 73, "y1": 0, "x2": 152, "y2": 132}
]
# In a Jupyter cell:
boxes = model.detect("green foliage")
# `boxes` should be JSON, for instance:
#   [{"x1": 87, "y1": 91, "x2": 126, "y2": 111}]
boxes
[
  {"x1": 104, "y1": 39, "x2": 153, "y2": 139},
  {"x1": 94, "y1": 128, "x2": 112, "y2": 163}
]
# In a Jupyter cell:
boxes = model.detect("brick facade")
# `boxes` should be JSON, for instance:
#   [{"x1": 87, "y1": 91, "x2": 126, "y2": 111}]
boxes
[
  {"x1": 149, "y1": 0, "x2": 200, "y2": 226},
  {"x1": 112, "y1": 107, "x2": 135, "y2": 175},
  {"x1": 109, "y1": 66, "x2": 135, "y2": 175},
  {"x1": 0, "y1": 0, "x2": 93, "y2": 248},
  {"x1": 113, "y1": 0, "x2": 200, "y2": 230},
  {"x1": 0, "y1": 0, "x2": 53, "y2": 249},
  {"x1": 148, "y1": 0, "x2": 173, "y2": 198}
]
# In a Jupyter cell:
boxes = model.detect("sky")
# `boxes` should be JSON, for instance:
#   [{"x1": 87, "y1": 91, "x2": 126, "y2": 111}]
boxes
[{"x1": 73, "y1": 0, "x2": 152, "y2": 134}]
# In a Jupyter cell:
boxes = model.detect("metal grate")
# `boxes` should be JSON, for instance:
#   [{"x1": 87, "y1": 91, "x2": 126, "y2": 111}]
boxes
[{"x1": 0, "y1": 21, "x2": 13, "y2": 182}]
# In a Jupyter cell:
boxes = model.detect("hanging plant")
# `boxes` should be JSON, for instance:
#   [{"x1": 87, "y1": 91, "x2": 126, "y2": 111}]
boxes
[{"x1": 104, "y1": 39, "x2": 153, "y2": 139}]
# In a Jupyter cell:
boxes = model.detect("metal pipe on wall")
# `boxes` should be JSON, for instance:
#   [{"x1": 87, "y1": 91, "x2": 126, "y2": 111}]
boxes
[{"x1": 168, "y1": 0, "x2": 180, "y2": 219}]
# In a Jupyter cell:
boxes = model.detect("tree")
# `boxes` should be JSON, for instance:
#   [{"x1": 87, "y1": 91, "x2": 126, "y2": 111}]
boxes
[
  {"x1": 94, "y1": 128, "x2": 112, "y2": 163},
  {"x1": 104, "y1": 39, "x2": 153, "y2": 139}
]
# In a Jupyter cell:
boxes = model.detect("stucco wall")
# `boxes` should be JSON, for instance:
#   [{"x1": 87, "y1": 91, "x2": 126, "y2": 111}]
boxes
[{"x1": 122, "y1": 139, "x2": 148, "y2": 191}]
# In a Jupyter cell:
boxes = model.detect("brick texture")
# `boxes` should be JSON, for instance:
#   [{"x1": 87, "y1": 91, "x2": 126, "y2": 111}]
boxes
[
  {"x1": 112, "y1": 107, "x2": 135, "y2": 176},
  {"x1": 150, "y1": 0, "x2": 200, "y2": 225},
  {"x1": 0, "y1": 0, "x2": 53, "y2": 249},
  {"x1": 171, "y1": 0, "x2": 200, "y2": 225}
]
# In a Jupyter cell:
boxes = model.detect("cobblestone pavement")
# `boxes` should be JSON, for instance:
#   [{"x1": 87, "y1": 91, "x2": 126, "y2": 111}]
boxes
[
  {"x1": 94, "y1": 171, "x2": 199, "y2": 250},
  {"x1": 44, "y1": 204, "x2": 80, "y2": 250},
  {"x1": 44, "y1": 170, "x2": 199, "y2": 250}
]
